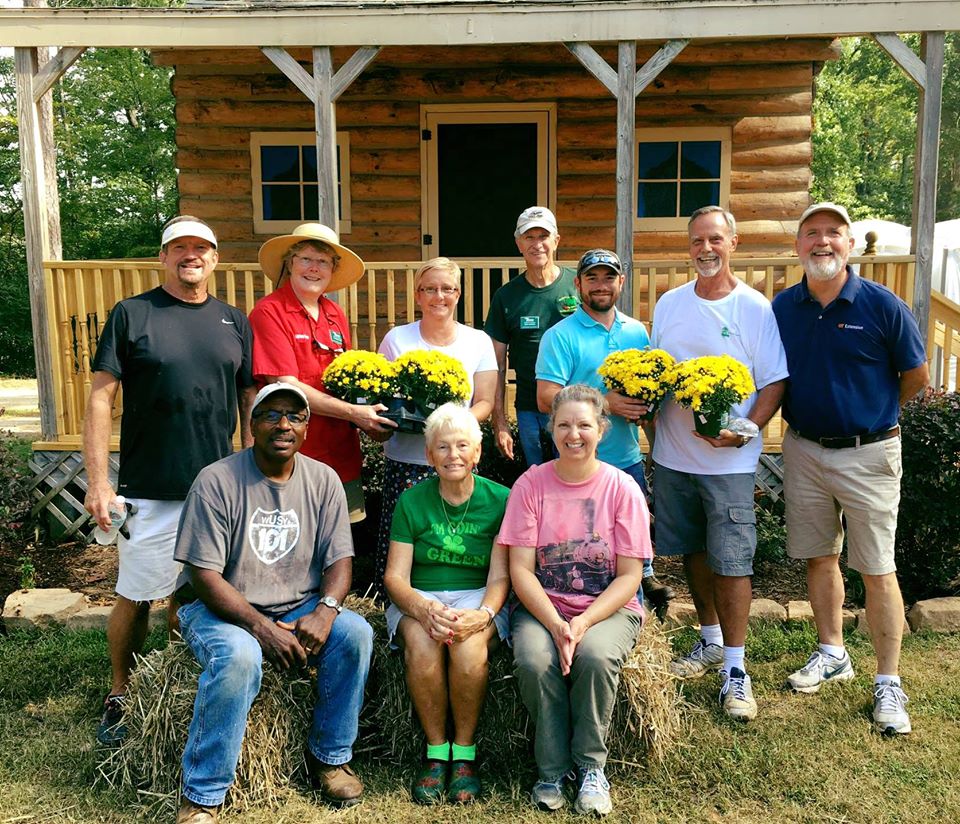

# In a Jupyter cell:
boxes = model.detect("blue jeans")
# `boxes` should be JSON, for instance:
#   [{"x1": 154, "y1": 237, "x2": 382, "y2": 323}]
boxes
[
  {"x1": 178, "y1": 596, "x2": 374, "y2": 807},
  {"x1": 621, "y1": 461, "x2": 655, "y2": 580},
  {"x1": 517, "y1": 410, "x2": 555, "y2": 467}
]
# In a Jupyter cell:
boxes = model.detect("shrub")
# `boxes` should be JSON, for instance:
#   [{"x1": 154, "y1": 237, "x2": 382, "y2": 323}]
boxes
[
  {"x1": 895, "y1": 389, "x2": 960, "y2": 600},
  {"x1": 478, "y1": 419, "x2": 528, "y2": 489},
  {"x1": 754, "y1": 493, "x2": 787, "y2": 565},
  {"x1": 0, "y1": 430, "x2": 33, "y2": 551}
]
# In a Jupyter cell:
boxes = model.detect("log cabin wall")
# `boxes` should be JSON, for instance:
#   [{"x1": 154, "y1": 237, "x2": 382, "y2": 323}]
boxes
[{"x1": 154, "y1": 39, "x2": 837, "y2": 342}]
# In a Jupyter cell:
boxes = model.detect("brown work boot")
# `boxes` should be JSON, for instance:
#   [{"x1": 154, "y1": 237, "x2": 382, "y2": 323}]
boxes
[
  {"x1": 175, "y1": 797, "x2": 218, "y2": 824},
  {"x1": 306, "y1": 751, "x2": 363, "y2": 807}
]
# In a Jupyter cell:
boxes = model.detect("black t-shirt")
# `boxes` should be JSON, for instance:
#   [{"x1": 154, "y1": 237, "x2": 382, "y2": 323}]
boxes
[{"x1": 92, "y1": 287, "x2": 254, "y2": 499}]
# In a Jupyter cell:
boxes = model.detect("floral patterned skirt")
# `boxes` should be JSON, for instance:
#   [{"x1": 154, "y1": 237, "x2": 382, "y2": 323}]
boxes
[{"x1": 374, "y1": 458, "x2": 437, "y2": 600}]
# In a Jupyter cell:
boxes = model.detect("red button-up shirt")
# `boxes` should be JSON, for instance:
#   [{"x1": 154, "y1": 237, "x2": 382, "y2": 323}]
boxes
[{"x1": 249, "y1": 282, "x2": 362, "y2": 482}]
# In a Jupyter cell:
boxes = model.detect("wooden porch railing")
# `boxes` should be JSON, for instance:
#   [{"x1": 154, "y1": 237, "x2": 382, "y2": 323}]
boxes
[
  {"x1": 39, "y1": 255, "x2": 918, "y2": 451},
  {"x1": 928, "y1": 290, "x2": 960, "y2": 392}
]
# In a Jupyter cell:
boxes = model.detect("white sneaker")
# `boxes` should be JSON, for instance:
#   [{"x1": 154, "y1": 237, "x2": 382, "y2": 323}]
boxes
[
  {"x1": 719, "y1": 667, "x2": 758, "y2": 721},
  {"x1": 574, "y1": 767, "x2": 612, "y2": 816},
  {"x1": 669, "y1": 640, "x2": 724, "y2": 679},
  {"x1": 787, "y1": 650, "x2": 855, "y2": 694},
  {"x1": 873, "y1": 681, "x2": 911, "y2": 735}
]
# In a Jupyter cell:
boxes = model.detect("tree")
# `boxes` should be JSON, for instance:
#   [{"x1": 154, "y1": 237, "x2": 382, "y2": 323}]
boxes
[{"x1": 812, "y1": 34, "x2": 960, "y2": 224}]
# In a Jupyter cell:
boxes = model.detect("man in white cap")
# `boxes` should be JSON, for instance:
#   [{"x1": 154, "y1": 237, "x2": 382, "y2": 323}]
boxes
[
  {"x1": 485, "y1": 206, "x2": 579, "y2": 467},
  {"x1": 773, "y1": 202, "x2": 928, "y2": 735},
  {"x1": 173, "y1": 383, "x2": 372, "y2": 822},
  {"x1": 83, "y1": 215, "x2": 256, "y2": 746}
]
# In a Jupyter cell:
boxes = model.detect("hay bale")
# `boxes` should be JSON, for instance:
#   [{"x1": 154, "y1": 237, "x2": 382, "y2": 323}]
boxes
[
  {"x1": 96, "y1": 641, "x2": 314, "y2": 814},
  {"x1": 97, "y1": 597, "x2": 687, "y2": 812},
  {"x1": 357, "y1": 598, "x2": 687, "y2": 776}
]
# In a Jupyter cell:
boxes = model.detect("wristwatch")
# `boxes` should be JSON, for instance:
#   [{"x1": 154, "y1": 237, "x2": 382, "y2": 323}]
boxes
[
  {"x1": 736, "y1": 434, "x2": 749, "y2": 448},
  {"x1": 479, "y1": 604, "x2": 496, "y2": 627},
  {"x1": 319, "y1": 595, "x2": 343, "y2": 614}
]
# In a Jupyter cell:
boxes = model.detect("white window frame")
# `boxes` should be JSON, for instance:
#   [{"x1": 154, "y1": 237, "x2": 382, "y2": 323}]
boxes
[
  {"x1": 250, "y1": 131, "x2": 352, "y2": 235},
  {"x1": 633, "y1": 126, "x2": 731, "y2": 232}
]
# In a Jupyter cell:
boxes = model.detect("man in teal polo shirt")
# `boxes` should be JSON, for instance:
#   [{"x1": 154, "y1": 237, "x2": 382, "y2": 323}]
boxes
[
  {"x1": 535, "y1": 248, "x2": 672, "y2": 606},
  {"x1": 773, "y1": 202, "x2": 928, "y2": 736},
  {"x1": 486, "y1": 207, "x2": 579, "y2": 467}
]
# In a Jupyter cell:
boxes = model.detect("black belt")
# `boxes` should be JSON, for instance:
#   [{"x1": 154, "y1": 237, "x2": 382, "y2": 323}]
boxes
[{"x1": 792, "y1": 425, "x2": 900, "y2": 449}]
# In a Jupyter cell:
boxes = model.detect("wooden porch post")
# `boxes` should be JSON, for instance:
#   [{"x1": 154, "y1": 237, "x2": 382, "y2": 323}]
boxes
[
  {"x1": 874, "y1": 31, "x2": 945, "y2": 337},
  {"x1": 15, "y1": 47, "x2": 57, "y2": 440},
  {"x1": 566, "y1": 39, "x2": 687, "y2": 314},
  {"x1": 615, "y1": 41, "x2": 637, "y2": 305},
  {"x1": 262, "y1": 45, "x2": 381, "y2": 233}
]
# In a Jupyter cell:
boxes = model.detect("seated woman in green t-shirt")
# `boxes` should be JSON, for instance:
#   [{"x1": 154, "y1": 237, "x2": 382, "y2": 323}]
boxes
[{"x1": 383, "y1": 403, "x2": 510, "y2": 806}]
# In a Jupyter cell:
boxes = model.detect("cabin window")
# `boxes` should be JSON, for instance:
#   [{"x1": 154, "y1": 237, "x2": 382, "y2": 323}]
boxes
[
  {"x1": 634, "y1": 127, "x2": 731, "y2": 231},
  {"x1": 250, "y1": 132, "x2": 351, "y2": 234}
]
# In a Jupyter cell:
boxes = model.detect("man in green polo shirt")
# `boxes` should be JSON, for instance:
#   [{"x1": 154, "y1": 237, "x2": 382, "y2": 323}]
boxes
[{"x1": 485, "y1": 206, "x2": 579, "y2": 467}]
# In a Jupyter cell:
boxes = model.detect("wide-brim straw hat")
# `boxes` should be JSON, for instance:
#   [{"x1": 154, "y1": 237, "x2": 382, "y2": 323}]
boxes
[{"x1": 258, "y1": 223, "x2": 365, "y2": 292}]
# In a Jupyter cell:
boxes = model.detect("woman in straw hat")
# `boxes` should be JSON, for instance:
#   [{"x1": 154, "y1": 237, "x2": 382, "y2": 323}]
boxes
[
  {"x1": 498, "y1": 384, "x2": 650, "y2": 817},
  {"x1": 375, "y1": 257, "x2": 497, "y2": 595},
  {"x1": 383, "y1": 403, "x2": 510, "y2": 805},
  {"x1": 249, "y1": 223, "x2": 396, "y2": 523}
]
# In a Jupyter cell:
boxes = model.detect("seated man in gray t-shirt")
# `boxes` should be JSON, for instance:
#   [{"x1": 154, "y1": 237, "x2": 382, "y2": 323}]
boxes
[{"x1": 172, "y1": 383, "x2": 373, "y2": 823}]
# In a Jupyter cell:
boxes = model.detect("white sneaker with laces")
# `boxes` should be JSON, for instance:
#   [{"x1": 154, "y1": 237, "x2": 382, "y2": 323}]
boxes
[
  {"x1": 574, "y1": 767, "x2": 612, "y2": 817},
  {"x1": 669, "y1": 640, "x2": 724, "y2": 679},
  {"x1": 873, "y1": 681, "x2": 911, "y2": 735},
  {"x1": 720, "y1": 667, "x2": 758, "y2": 721},
  {"x1": 787, "y1": 650, "x2": 855, "y2": 694}
]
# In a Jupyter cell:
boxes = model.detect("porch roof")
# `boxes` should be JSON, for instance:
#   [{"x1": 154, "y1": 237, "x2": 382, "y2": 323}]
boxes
[{"x1": 2, "y1": 1, "x2": 958, "y2": 48}]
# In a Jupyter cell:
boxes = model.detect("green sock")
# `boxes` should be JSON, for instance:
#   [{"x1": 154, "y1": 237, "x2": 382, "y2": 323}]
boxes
[
  {"x1": 426, "y1": 741, "x2": 450, "y2": 761},
  {"x1": 451, "y1": 742, "x2": 476, "y2": 761}
]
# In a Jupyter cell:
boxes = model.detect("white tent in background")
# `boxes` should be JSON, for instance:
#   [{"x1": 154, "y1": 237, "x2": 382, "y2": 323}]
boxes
[{"x1": 850, "y1": 219, "x2": 912, "y2": 255}]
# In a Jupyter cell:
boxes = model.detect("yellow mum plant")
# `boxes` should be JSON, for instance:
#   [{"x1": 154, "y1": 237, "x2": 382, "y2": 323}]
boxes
[
  {"x1": 392, "y1": 350, "x2": 471, "y2": 410},
  {"x1": 322, "y1": 350, "x2": 397, "y2": 405},
  {"x1": 597, "y1": 348, "x2": 676, "y2": 420},
  {"x1": 669, "y1": 354, "x2": 756, "y2": 423}
]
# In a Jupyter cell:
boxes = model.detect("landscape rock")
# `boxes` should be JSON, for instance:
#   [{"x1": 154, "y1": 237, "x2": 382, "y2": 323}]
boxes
[
  {"x1": 64, "y1": 605, "x2": 113, "y2": 631},
  {"x1": 786, "y1": 600, "x2": 814, "y2": 623},
  {"x1": 907, "y1": 597, "x2": 960, "y2": 633},
  {"x1": 841, "y1": 609, "x2": 857, "y2": 630},
  {"x1": 854, "y1": 608, "x2": 911, "y2": 638},
  {"x1": 2, "y1": 588, "x2": 88, "y2": 630},
  {"x1": 662, "y1": 601, "x2": 699, "y2": 629},
  {"x1": 749, "y1": 598, "x2": 787, "y2": 624}
]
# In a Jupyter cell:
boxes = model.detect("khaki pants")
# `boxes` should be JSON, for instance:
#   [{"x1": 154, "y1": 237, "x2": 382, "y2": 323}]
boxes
[{"x1": 511, "y1": 605, "x2": 641, "y2": 780}]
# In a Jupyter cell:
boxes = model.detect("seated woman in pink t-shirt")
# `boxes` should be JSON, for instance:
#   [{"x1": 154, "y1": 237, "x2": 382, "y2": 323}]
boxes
[{"x1": 499, "y1": 384, "x2": 652, "y2": 817}]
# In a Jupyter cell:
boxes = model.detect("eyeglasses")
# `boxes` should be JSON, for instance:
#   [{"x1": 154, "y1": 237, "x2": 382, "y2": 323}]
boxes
[
  {"x1": 418, "y1": 286, "x2": 459, "y2": 297},
  {"x1": 293, "y1": 254, "x2": 335, "y2": 270},
  {"x1": 578, "y1": 250, "x2": 621, "y2": 274},
  {"x1": 253, "y1": 409, "x2": 309, "y2": 425}
]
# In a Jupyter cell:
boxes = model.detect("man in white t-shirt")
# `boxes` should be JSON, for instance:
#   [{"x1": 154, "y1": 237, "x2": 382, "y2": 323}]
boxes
[{"x1": 650, "y1": 207, "x2": 787, "y2": 721}]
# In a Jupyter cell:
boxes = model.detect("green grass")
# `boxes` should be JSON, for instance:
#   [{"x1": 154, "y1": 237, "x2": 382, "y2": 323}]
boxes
[{"x1": 0, "y1": 626, "x2": 958, "y2": 823}]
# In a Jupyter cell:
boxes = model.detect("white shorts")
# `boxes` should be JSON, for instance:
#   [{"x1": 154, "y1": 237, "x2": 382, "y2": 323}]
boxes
[
  {"x1": 115, "y1": 498, "x2": 184, "y2": 602},
  {"x1": 385, "y1": 587, "x2": 511, "y2": 648}
]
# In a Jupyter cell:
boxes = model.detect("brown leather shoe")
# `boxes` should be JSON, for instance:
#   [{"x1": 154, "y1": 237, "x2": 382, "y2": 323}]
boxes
[
  {"x1": 175, "y1": 798, "x2": 218, "y2": 824},
  {"x1": 306, "y1": 751, "x2": 363, "y2": 807}
]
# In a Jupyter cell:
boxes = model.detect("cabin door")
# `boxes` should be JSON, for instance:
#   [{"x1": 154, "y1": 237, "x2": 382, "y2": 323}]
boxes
[{"x1": 420, "y1": 104, "x2": 556, "y2": 319}]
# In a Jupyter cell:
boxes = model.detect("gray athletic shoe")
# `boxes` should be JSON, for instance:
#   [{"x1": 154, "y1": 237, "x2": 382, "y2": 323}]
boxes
[
  {"x1": 787, "y1": 650, "x2": 855, "y2": 694},
  {"x1": 670, "y1": 640, "x2": 724, "y2": 679},
  {"x1": 531, "y1": 773, "x2": 571, "y2": 811},
  {"x1": 574, "y1": 767, "x2": 612, "y2": 816},
  {"x1": 873, "y1": 681, "x2": 911, "y2": 735},
  {"x1": 719, "y1": 667, "x2": 758, "y2": 721}
]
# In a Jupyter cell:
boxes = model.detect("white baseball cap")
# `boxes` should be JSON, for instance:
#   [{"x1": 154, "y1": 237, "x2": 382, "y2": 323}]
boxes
[
  {"x1": 798, "y1": 202, "x2": 852, "y2": 228},
  {"x1": 160, "y1": 219, "x2": 218, "y2": 249},
  {"x1": 252, "y1": 383, "x2": 310, "y2": 418},
  {"x1": 515, "y1": 206, "x2": 558, "y2": 237}
]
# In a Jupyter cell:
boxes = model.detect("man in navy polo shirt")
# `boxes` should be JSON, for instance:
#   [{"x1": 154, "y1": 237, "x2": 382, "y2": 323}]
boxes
[{"x1": 772, "y1": 202, "x2": 928, "y2": 736}]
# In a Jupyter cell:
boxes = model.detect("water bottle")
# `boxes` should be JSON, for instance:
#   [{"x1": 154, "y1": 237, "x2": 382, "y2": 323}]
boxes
[{"x1": 94, "y1": 496, "x2": 127, "y2": 546}]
